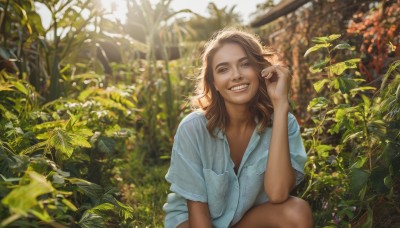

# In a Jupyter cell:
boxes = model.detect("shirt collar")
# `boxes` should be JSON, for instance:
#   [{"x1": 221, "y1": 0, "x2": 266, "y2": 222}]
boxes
[{"x1": 213, "y1": 116, "x2": 262, "y2": 140}]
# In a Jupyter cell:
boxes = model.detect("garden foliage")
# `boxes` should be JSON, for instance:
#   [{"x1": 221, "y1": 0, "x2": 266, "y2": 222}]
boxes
[
  {"x1": 0, "y1": 71, "x2": 138, "y2": 226},
  {"x1": 0, "y1": 0, "x2": 399, "y2": 227},
  {"x1": 0, "y1": 0, "x2": 193, "y2": 226},
  {"x1": 300, "y1": 34, "x2": 400, "y2": 226}
]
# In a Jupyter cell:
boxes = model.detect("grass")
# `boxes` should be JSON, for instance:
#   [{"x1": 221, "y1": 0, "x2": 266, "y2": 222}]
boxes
[{"x1": 116, "y1": 151, "x2": 170, "y2": 227}]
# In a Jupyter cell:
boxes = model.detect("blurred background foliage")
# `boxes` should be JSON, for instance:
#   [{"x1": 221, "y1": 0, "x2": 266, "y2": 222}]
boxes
[{"x1": 0, "y1": 0, "x2": 399, "y2": 227}]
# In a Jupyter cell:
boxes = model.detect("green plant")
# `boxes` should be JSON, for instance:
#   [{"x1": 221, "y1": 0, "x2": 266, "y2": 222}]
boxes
[
  {"x1": 301, "y1": 34, "x2": 399, "y2": 226},
  {"x1": 0, "y1": 71, "x2": 137, "y2": 226},
  {"x1": 122, "y1": 0, "x2": 195, "y2": 161}
]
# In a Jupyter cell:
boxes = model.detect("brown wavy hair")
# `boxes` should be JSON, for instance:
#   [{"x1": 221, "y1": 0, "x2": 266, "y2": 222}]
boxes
[{"x1": 191, "y1": 28, "x2": 278, "y2": 135}]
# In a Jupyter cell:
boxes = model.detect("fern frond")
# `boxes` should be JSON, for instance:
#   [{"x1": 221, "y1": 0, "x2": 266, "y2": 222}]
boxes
[
  {"x1": 78, "y1": 211, "x2": 104, "y2": 228},
  {"x1": 20, "y1": 141, "x2": 48, "y2": 155},
  {"x1": 50, "y1": 129, "x2": 74, "y2": 159},
  {"x1": 68, "y1": 178, "x2": 104, "y2": 203},
  {"x1": 33, "y1": 120, "x2": 66, "y2": 131}
]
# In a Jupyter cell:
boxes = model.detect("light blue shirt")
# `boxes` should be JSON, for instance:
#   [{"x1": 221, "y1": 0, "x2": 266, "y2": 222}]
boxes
[{"x1": 163, "y1": 111, "x2": 307, "y2": 228}]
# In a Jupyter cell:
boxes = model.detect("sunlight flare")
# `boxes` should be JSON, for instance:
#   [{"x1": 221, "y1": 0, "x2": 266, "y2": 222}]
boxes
[{"x1": 99, "y1": 0, "x2": 128, "y2": 22}]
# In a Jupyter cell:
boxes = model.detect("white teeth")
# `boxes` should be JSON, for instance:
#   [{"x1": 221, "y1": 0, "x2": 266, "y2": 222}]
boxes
[{"x1": 230, "y1": 84, "x2": 249, "y2": 91}]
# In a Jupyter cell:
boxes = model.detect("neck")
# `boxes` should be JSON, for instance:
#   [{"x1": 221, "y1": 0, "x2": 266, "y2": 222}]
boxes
[{"x1": 225, "y1": 104, "x2": 255, "y2": 131}]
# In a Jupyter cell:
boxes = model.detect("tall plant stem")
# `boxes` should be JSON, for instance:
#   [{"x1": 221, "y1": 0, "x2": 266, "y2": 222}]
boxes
[
  {"x1": 49, "y1": 7, "x2": 61, "y2": 100},
  {"x1": 0, "y1": 0, "x2": 10, "y2": 47},
  {"x1": 327, "y1": 48, "x2": 333, "y2": 78},
  {"x1": 362, "y1": 111, "x2": 372, "y2": 171}
]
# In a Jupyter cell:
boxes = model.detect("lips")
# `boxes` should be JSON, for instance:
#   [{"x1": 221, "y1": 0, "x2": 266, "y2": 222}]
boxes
[{"x1": 229, "y1": 83, "x2": 249, "y2": 91}]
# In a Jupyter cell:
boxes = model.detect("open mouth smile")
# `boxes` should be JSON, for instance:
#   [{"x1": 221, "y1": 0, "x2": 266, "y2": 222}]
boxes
[{"x1": 229, "y1": 83, "x2": 249, "y2": 91}]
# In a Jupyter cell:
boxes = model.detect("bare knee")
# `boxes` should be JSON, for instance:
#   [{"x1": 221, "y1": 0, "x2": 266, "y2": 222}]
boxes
[{"x1": 282, "y1": 197, "x2": 313, "y2": 228}]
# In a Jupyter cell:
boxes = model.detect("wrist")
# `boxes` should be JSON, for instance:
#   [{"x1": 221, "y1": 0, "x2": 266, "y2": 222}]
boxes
[{"x1": 273, "y1": 102, "x2": 290, "y2": 114}]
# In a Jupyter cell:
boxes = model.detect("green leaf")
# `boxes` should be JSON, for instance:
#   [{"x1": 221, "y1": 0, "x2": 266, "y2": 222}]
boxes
[
  {"x1": 309, "y1": 58, "x2": 330, "y2": 73},
  {"x1": 0, "y1": 83, "x2": 14, "y2": 91},
  {"x1": 52, "y1": 173, "x2": 65, "y2": 184},
  {"x1": 27, "y1": 11, "x2": 45, "y2": 35},
  {"x1": 384, "y1": 176, "x2": 392, "y2": 189},
  {"x1": 30, "y1": 206, "x2": 52, "y2": 222},
  {"x1": 311, "y1": 34, "x2": 341, "y2": 43},
  {"x1": 70, "y1": 135, "x2": 92, "y2": 148},
  {"x1": 328, "y1": 34, "x2": 341, "y2": 41},
  {"x1": 333, "y1": 42, "x2": 351, "y2": 50},
  {"x1": 1, "y1": 171, "x2": 54, "y2": 216},
  {"x1": 0, "y1": 104, "x2": 18, "y2": 120},
  {"x1": 115, "y1": 200, "x2": 134, "y2": 220},
  {"x1": 313, "y1": 79, "x2": 330, "y2": 93},
  {"x1": 350, "y1": 86, "x2": 376, "y2": 95},
  {"x1": 315, "y1": 144, "x2": 333, "y2": 157},
  {"x1": 68, "y1": 178, "x2": 103, "y2": 201},
  {"x1": 381, "y1": 60, "x2": 400, "y2": 90},
  {"x1": 36, "y1": 131, "x2": 52, "y2": 140},
  {"x1": 62, "y1": 198, "x2": 78, "y2": 212},
  {"x1": 78, "y1": 88, "x2": 96, "y2": 101},
  {"x1": 364, "y1": 206, "x2": 373, "y2": 227},
  {"x1": 87, "y1": 202, "x2": 115, "y2": 216},
  {"x1": 304, "y1": 43, "x2": 331, "y2": 57},
  {"x1": 0, "y1": 174, "x2": 20, "y2": 182},
  {"x1": 50, "y1": 129, "x2": 74, "y2": 159},
  {"x1": 351, "y1": 156, "x2": 368, "y2": 169},
  {"x1": 307, "y1": 97, "x2": 329, "y2": 111},
  {"x1": 331, "y1": 77, "x2": 357, "y2": 93},
  {"x1": 33, "y1": 120, "x2": 65, "y2": 131},
  {"x1": 349, "y1": 168, "x2": 369, "y2": 196},
  {"x1": 361, "y1": 94, "x2": 371, "y2": 111},
  {"x1": 13, "y1": 81, "x2": 29, "y2": 95},
  {"x1": 328, "y1": 59, "x2": 360, "y2": 76},
  {"x1": 97, "y1": 137, "x2": 116, "y2": 154},
  {"x1": 86, "y1": 200, "x2": 133, "y2": 220},
  {"x1": 76, "y1": 128, "x2": 94, "y2": 137},
  {"x1": 370, "y1": 166, "x2": 389, "y2": 193},
  {"x1": 65, "y1": 114, "x2": 78, "y2": 131},
  {"x1": 78, "y1": 212, "x2": 104, "y2": 228},
  {"x1": 20, "y1": 141, "x2": 48, "y2": 155},
  {"x1": 105, "y1": 124, "x2": 121, "y2": 136}
]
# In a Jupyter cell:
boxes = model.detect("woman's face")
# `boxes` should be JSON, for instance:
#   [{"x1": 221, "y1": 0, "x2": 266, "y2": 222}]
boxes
[{"x1": 212, "y1": 42, "x2": 259, "y2": 109}]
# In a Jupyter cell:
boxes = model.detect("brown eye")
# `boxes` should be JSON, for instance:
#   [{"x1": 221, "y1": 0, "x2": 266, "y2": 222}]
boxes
[
  {"x1": 241, "y1": 61, "x2": 251, "y2": 67},
  {"x1": 217, "y1": 67, "x2": 228, "y2": 73}
]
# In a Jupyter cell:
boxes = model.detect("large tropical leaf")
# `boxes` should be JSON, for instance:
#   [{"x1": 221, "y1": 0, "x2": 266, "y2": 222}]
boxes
[{"x1": 2, "y1": 171, "x2": 54, "y2": 215}]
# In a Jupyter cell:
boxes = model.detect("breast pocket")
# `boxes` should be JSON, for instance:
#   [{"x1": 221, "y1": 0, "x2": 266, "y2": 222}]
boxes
[{"x1": 203, "y1": 169, "x2": 229, "y2": 218}]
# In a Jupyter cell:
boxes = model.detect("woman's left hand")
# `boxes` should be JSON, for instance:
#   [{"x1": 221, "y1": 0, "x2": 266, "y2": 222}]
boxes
[{"x1": 261, "y1": 65, "x2": 291, "y2": 110}]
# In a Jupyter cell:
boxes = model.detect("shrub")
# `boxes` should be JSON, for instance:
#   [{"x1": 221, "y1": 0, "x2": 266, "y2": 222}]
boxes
[{"x1": 300, "y1": 34, "x2": 400, "y2": 226}]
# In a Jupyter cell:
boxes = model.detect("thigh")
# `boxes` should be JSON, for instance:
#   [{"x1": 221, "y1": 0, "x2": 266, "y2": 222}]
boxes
[
  {"x1": 232, "y1": 196, "x2": 313, "y2": 228},
  {"x1": 177, "y1": 220, "x2": 189, "y2": 228}
]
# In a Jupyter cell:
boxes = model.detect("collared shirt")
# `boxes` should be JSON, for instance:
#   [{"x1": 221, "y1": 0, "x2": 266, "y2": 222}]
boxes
[{"x1": 163, "y1": 111, "x2": 307, "y2": 228}]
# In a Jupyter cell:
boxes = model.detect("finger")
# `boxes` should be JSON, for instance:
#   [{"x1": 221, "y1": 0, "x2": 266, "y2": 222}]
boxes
[
  {"x1": 274, "y1": 66, "x2": 291, "y2": 79},
  {"x1": 262, "y1": 65, "x2": 290, "y2": 80},
  {"x1": 264, "y1": 74, "x2": 277, "y2": 89},
  {"x1": 263, "y1": 72, "x2": 273, "y2": 79},
  {"x1": 265, "y1": 77, "x2": 273, "y2": 91},
  {"x1": 274, "y1": 73, "x2": 290, "y2": 95},
  {"x1": 261, "y1": 66, "x2": 277, "y2": 77}
]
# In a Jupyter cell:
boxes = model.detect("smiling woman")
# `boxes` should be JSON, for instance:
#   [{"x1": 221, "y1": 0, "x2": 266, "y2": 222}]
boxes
[{"x1": 163, "y1": 28, "x2": 313, "y2": 228}]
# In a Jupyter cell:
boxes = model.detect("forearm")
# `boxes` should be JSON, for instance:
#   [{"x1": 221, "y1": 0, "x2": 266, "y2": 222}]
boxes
[
  {"x1": 187, "y1": 200, "x2": 212, "y2": 228},
  {"x1": 264, "y1": 105, "x2": 295, "y2": 203}
]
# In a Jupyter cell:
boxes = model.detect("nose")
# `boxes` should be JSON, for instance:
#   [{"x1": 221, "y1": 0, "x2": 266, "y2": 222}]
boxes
[{"x1": 232, "y1": 66, "x2": 242, "y2": 81}]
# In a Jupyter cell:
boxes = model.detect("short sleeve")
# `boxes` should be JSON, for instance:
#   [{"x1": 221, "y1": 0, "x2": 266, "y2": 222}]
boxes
[
  {"x1": 288, "y1": 113, "x2": 307, "y2": 185},
  {"x1": 165, "y1": 120, "x2": 208, "y2": 202}
]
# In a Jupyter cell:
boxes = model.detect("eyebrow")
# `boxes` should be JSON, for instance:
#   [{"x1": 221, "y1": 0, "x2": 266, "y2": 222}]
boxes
[{"x1": 214, "y1": 57, "x2": 249, "y2": 70}]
